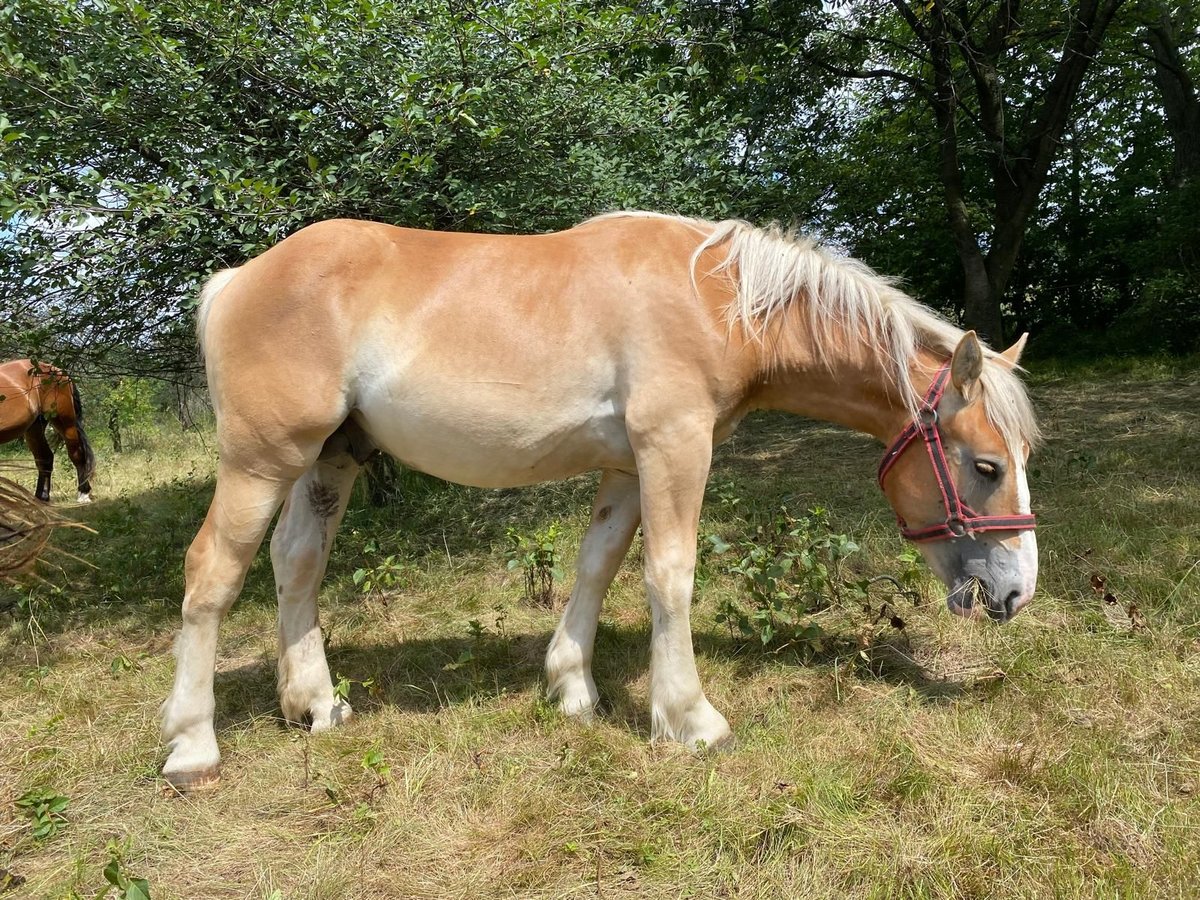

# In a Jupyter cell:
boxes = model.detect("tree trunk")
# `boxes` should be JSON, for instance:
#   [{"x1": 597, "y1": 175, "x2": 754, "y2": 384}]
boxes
[
  {"x1": 962, "y1": 262, "x2": 1004, "y2": 343},
  {"x1": 108, "y1": 407, "x2": 122, "y2": 454},
  {"x1": 1144, "y1": 6, "x2": 1200, "y2": 185},
  {"x1": 174, "y1": 384, "x2": 195, "y2": 431},
  {"x1": 910, "y1": 0, "x2": 1127, "y2": 343}
]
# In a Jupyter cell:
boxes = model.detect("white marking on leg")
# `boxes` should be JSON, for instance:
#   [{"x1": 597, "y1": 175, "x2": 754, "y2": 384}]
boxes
[
  {"x1": 272, "y1": 456, "x2": 359, "y2": 730},
  {"x1": 161, "y1": 470, "x2": 290, "y2": 784},
  {"x1": 545, "y1": 471, "x2": 640, "y2": 719},
  {"x1": 645, "y1": 549, "x2": 731, "y2": 749}
]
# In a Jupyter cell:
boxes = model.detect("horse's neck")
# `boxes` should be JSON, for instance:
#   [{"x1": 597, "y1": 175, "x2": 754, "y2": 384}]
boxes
[{"x1": 748, "y1": 340, "x2": 933, "y2": 444}]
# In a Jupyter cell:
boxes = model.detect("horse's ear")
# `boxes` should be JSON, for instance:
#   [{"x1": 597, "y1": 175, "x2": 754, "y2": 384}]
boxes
[
  {"x1": 950, "y1": 331, "x2": 984, "y2": 401},
  {"x1": 997, "y1": 332, "x2": 1028, "y2": 370}
]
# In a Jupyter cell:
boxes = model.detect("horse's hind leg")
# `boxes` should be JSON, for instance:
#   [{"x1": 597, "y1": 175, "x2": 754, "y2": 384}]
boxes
[
  {"x1": 545, "y1": 470, "x2": 641, "y2": 719},
  {"x1": 161, "y1": 465, "x2": 294, "y2": 791},
  {"x1": 270, "y1": 446, "x2": 359, "y2": 730},
  {"x1": 23, "y1": 419, "x2": 53, "y2": 502}
]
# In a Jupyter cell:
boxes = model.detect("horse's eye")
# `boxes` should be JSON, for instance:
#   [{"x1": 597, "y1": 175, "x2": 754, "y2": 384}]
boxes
[{"x1": 974, "y1": 460, "x2": 1000, "y2": 480}]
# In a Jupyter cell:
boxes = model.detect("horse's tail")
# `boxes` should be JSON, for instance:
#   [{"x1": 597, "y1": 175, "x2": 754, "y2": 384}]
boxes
[
  {"x1": 196, "y1": 267, "x2": 242, "y2": 360},
  {"x1": 71, "y1": 381, "x2": 84, "y2": 422}
]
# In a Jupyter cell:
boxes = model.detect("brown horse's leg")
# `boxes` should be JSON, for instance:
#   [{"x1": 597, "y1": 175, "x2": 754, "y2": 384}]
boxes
[
  {"x1": 270, "y1": 447, "x2": 360, "y2": 731},
  {"x1": 161, "y1": 464, "x2": 294, "y2": 791},
  {"x1": 629, "y1": 416, "x2": 733, "y2": 751},
  {"x1": 55, "y1": 421, "x2": 93, "y2": 502},
  {"x1": 545, "y1": 469, "x2": 641, "y2": 720},
  {"x1": 23, "y1": 419, "x2": 53, "y2": 502}
]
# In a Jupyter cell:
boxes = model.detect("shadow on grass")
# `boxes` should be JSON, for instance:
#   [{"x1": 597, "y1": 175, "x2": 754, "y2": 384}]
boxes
[
  {"x1": 199, "y1": 616, "x2": 996, "y2": 743},
  {"x1": 12, "y1": 371, "x2": 1198, "y2": 705}
]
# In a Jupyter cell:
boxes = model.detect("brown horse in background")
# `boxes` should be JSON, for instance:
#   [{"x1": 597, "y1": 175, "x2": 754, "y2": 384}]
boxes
[{"x1": 0, "y1": 359, "x2": 95, "y2": 503}]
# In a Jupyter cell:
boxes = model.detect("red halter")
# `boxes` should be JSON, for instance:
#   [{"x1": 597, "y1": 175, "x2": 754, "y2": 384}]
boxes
[{"x1": 877, "y1": 363, "x2": 1037, "y2": 543}]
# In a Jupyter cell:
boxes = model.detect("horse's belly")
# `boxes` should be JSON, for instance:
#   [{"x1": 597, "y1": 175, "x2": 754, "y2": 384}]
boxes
[{"x1": 355, "y1": 385, "x2": 633, "y2": 488}]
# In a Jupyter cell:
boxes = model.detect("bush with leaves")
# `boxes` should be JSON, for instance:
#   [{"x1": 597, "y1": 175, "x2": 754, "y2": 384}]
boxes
[{"x1": 709, "y1": 504, "x2": 921, "y2": 652}]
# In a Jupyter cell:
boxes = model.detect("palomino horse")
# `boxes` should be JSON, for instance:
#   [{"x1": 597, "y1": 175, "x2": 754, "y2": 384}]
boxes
[
  {"x1": 162, "y1": 213, "x2": 1039, "y2": 790},
  {"x1": 0, "y1": 359, "x2": 95, "y2": 503}
]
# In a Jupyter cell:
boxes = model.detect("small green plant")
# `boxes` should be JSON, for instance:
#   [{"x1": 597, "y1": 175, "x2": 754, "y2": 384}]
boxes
[
  {"x1": 14, "y1": 788, "x2": 69, "y2": 840},
  {"x1": 352, "y1": 554, "x2": 411, "y2": 597},
  {"x1": 442, "y1": 647, "x2": 476, "y2": 671},
  {"x1": 361, "y1": 746, "x2": 391, "y2": 780},
  {"x1": 102, "y1": 843, "x2": 151, "y2": 899},
  {"x1": 333, "y1": 674, "x2": 377, "y2": 704},
  {"x1": 894, "y1": 545, "x2": 924, "y2": 593},
  {"x1": 505, "y1": 523, "x2": 563, "y2": 606},
  {"x1": 446, "y1": 603, "x2": 510, "y2": 671}
]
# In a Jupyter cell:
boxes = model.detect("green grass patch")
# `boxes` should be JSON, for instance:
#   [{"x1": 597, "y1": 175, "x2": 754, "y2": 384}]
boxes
[{"x1": 1, "y1": 364, "x2": 1198, "y2": 897}]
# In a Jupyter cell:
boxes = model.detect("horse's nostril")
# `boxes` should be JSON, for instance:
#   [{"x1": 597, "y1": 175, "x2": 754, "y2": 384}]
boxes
[{"x1": 1004, "y1": 590, "x2": 1022, "y2": 619}]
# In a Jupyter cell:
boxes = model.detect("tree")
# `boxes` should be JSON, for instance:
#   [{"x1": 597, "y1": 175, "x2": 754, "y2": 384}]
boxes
[
  {"x1": 806, "y1": 1, "x2": 1130, "y2": 341},
  {"x1": 1139, "y1": 1, "x2": 1200, "y2": 186},
  {"x1": 1, "y1": 0, "x2": 744, "y2": 377}
]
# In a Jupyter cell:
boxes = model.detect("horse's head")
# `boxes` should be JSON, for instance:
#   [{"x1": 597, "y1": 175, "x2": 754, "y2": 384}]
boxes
[{"x1": 879, "y1": 332, "x2": 1038, "y2": 623}]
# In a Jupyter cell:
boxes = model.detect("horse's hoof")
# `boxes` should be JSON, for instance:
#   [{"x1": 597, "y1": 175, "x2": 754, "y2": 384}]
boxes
[
  {"x1": 76, "y1": 493, "x2": 92, "y2": 504},
  {"x1": 162, "y1": 766, "x2": 221, "y2": 794}
]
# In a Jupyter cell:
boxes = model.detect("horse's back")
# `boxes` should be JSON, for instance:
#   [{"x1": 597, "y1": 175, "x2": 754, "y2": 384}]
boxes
[
  {"x1": 0, "y1": 359, "x2": 51, "y2": 439},
  {"x1": 200, "y1": 217, "x2": 748, "y2": 483}
]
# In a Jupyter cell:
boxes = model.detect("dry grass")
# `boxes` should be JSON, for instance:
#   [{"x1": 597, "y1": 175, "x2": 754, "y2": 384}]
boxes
[
  {"x1": 1, "y1": 361, "x2": 1198, "y2": 898},
  {"x1": 0, "y1": 472, "x2": 56, "y2": 579}
]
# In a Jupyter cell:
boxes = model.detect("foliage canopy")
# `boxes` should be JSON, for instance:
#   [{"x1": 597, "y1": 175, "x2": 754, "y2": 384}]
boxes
[{"x1": 1, "y1": 0, "x2": 1196, "y2": 373}]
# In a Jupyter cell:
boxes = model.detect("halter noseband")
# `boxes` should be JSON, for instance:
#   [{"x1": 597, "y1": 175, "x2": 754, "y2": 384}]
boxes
[{"x1": 877, "y1": 363, "x2": 1037, "y2": 543}]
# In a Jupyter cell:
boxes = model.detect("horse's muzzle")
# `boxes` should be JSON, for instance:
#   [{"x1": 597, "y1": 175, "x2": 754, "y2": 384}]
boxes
[{"x1": 947, "y1": 576, "x2": 1024, "y2": 623}]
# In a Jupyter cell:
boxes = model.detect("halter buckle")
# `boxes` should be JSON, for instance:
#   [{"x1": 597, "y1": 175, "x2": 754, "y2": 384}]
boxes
[
  {"x1": 919, "y1": 407, "x2": 939, "y2": 427},
  {"x1": 946, "y1": 518, "x2": 967, "y2": 537}
]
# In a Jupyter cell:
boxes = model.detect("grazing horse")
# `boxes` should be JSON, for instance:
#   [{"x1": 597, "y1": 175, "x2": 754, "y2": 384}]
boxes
[
  {"x1": 0, "y1": 359, "x2": 95, "y2": 503},
  {"x1": 161, "y1": 213, "x2": 1040, "y2": 790}
]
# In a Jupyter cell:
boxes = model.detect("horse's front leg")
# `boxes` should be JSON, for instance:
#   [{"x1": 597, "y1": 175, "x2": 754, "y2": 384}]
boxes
[
  {"x1": 545, "y1": 469, "x2": 641, "y2": 719},
  {"x1": 270, "y1": 450, "x2": 359, "y2": 730},
  {"x1": 55, "y1": 421, "x2": 93, "y2": 503},
  {"x1": 630, "y1": 418, "x2": 733, "y2": 750},
  {"x1": 23, "y1": 419, "x2": 53, "y2": 502}
]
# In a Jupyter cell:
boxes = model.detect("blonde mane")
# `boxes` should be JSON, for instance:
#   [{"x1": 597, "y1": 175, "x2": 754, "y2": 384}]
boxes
[{"x1": 588, "y1": 211, "x2": 1041, "y2": 451}]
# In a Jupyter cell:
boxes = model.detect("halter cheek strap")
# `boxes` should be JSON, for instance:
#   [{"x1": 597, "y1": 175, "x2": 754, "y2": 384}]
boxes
[{"x1": 877, "y1": 363, "x2": 1037, "y2": 543}]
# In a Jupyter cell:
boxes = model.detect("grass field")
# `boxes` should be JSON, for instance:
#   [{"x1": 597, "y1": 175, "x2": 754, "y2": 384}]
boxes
[{"x1": 2, "y1": 359, "x2": 1198, "y2": 899}]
